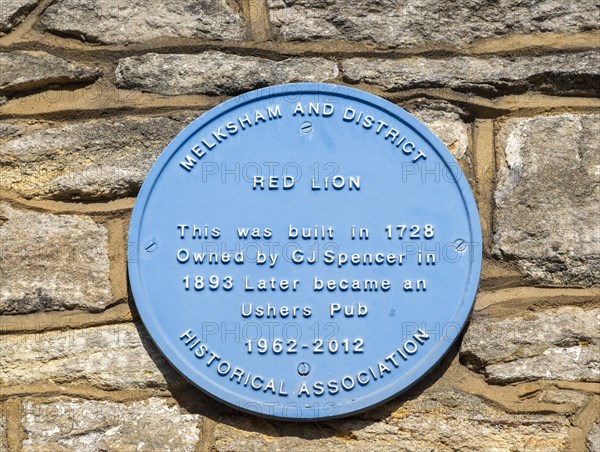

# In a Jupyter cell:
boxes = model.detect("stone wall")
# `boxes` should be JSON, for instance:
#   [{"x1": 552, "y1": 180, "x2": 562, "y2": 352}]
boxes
[{"x1": 0, "y1": 0, "x2": 598, "y2": 450}]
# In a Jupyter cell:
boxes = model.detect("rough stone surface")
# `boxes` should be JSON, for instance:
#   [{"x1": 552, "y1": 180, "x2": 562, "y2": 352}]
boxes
[
  {"x1": 40, "y1": 0, "x2": 243, "y2": 44},
  {"x1": 342, "y1": 51, "x2": 600, "y2": 97},
  {"x1": 22, "y1": 398, "x2": 200, "y2": 451},
  {"x1": 0, "y1": 0, "x2": 39, "y2": 33},
  {"x1": 461, "y1": 306, "x2": 600, "y2": 383},
  {"x1": 115, "y1": 52, "x2": 338, "y2": 96},
  {"x1": 214, "y1": 389, "x2": 570, "y2": 451},
  {"x1": 0, "y1": 51, "x2": 99, "y2": 94},
  {"x1": 0, "y1": 323, "x2": 180, "y2": 389},
  {"x1": 268, "y1": 0, "x2": 599, "y2": 48},
  {"x1": 0, "y1": 122, "x2": 19, "y2": 140},
  {"x1": 0, "y1": 203, "x2": 112, "y2": 314},
  {"x1": 0, "y1": 409, "x2": 6, "y2": 451},
  {"x1": 588, "y1": 422, "x2": 600, "y2": 452},
  {"x1": 402, "y1": 99, "x2": 469, "y2": 161},
  {"x1": 494, "y1": 113, "x2": 600, "y2": 286},
  {"x1": 0, "y1": 0, "x2": 597, "y2": 447},
  {"x1": 538, "y1": 388, "x2": 589, "y2": 410},
  {"x1": 0, "y1": 114, "x2": 198, "y2": 201}
]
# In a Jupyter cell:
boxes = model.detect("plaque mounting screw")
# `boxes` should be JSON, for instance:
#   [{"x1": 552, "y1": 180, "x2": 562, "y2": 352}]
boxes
[
  {"x1": 297, "y1": 362, "x2": 310, "y2": 376},
  {"x1": 300, "y1": 121, "x2": 313, "y2": 134},
  {"x1": 145, "y1": 240, "x2": 157, "y2": 253},
  {"x1": 454, "y1": 239, "x2": 467, "y2": 252}
]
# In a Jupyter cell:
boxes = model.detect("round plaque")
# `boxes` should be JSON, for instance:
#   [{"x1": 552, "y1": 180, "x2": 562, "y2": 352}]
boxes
[{"x1": 128, "y1": 83, "x2": 482, "y2": 420}]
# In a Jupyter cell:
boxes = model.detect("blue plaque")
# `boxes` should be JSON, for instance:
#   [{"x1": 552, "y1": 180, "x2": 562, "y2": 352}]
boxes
[{"x1": 128, "y1": 83, "x2": 482, "y2": 420}]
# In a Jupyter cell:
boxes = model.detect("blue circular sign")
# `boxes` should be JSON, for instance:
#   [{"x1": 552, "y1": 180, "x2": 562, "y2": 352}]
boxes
[{"x1": 128, "y1": 83, "x2": 482, "y2": 420}]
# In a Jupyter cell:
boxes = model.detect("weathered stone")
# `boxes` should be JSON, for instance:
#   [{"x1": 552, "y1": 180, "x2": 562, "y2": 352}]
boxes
[
  {"x1": 402, "y1": 99, "x2": 469, "y2": 161},
  {"x1": 461, "y1": 306, "x2": 600, "y2": 383},
  {"x1": 22, "y1": 398, "x2": 200, "y2": 451},
  {"x1": 0, "y1": 51, "x2": 99, "y2": 94},
  {"x1": 214, "y1": 389, "x2": 570, "y2": 451},
  {"x1": 0, "y1": 323, "x2": 181, "y2": 390},
  {"x1": 0, "y1": 409, "x2": 6, "y2": 451},
  {"x1": 268, "y1": 0, "x2": 598, "y2": 48},
  {"x1": 538, "y1": 389, "x2": 589, "y2": 410},
  {"x1": 0, "y1": 122, "x2": 19, "y2": 140},
  {"x1": 40, "y1": 0, "x2": 243, "y2": 44},
  {"x1": 342, "y1": 51, "x2": 600, "y2": 97},
  {"x1": 494, "y1": 113, "x2": 600, "y2": 286},
  {"x1": 115, "y1": 52, "x2": 338, "y2": 96},
  {"x1": 588, "y1": 422, "x2": 600, "y2": 452},
  {"x1": 0, "y1": 0, "x2": 39, "y2": 33},
  {"x1": 0, "y1": 114, "x2": 198, "y2": 201},
  {"x1": 0, "y1": 203, "x2": 111, "y2": 314}
]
